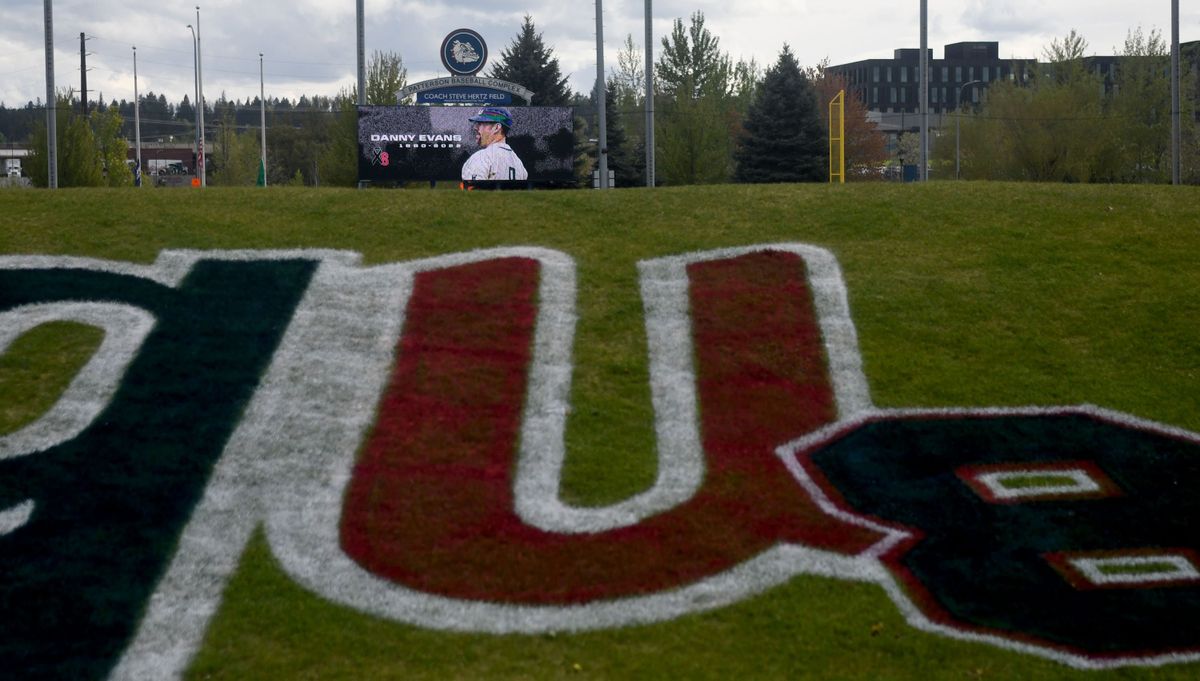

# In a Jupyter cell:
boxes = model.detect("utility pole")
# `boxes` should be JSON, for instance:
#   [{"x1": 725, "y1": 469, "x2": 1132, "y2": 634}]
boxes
[
  {"x1": 595, "y1": 0, "x2": 609, "y2": 189},
  {"x1": 644, "y1": 0, "x2": 654, "y2": 187},
  {"x1": 43, "y1": 0, "x2": 57, "y2": 188},
  {"x1": 133, "y1": 46, "x2": 142, "y2": 186},
  {"x1": 260, "y1": 52, "x2": 267, "y2": 187},
  {"x1": 80, "y1": 32, "x2": 89, "y2": 116}
]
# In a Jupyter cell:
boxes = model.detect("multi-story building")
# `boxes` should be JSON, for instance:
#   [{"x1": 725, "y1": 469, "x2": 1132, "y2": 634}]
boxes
[
  {"x1": 829, "y1": 40, "x2": 1199, "y2": 121},
  {"x1": 828, "y1": 39, "x2": 1199, "y2": 149},
  {"x1": 828, "y1": 42, "x2": 1037, "y2": 118}
]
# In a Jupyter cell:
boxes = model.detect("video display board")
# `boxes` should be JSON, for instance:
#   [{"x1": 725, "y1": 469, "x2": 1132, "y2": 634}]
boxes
[{"x1": 357, "y1": 106, "x2": 574, "y2": 184}]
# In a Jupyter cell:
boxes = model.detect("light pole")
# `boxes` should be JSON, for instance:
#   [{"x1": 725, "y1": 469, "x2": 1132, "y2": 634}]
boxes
[
  {"x1": 594, "y1": 0, "x2": 609, "y2": 189},
  {"x1": 1171, "y1": 0, "x2": 1180, "y2": 185},
  {"x1": 187, "y1": 24, "x2": 199, "y2": 179},
  {"x1": 195, "y1": 7, "x2": 206, "y2": 187},
  {"x1": 133, "y1": 46, "x2": 142, "y2": 186},
  {"x1": 919, "y1": 0, "x2": 929, "y2": 181},
  {"x1": 644, "y1": 0, "x2": 654, "y2": 188},
  {"x1": 955, "y1": 80, "x2": 981, "y2": 180},
  {"x1": 43, "y1": 0, "x2": 57, "y2": 188},
  {"x1": 356, "y1": 0, "x2": 365, "y2": 106}
]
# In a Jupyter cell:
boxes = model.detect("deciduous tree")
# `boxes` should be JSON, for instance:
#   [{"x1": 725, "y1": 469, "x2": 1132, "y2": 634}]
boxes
[
  {"x1": 938, "y1": 30, "x2": 1117, "y2": 182},
  {"x1": 365, "y1": 50, "x2": 407, "y2": 105},
  {"x1": 209, "y1": 111, "x2": 260, "y2": 186},
  {"x1": 25, "y1": 90, "x2": 107, "y2": 187},
  {"x1": 1109, "y1": 27, "x2": 1198, "y2": 183},
  {"x1": 806, "y1": 59, "x2": 888, "y2": 180},
  {"x1": 92, "y1": 104, "x2": 132, "y2": 186},
  {"x1": 320, "y1": 51, "x2": 409, "y2": 186},
  {"x1": 316, "y1": 89, "x2": 360, "y2": 187}
]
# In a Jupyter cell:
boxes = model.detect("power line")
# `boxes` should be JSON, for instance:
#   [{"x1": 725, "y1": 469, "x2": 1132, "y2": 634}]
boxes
[{"x1": 87, "y1": 34, "x2": 354, "y2": 69}]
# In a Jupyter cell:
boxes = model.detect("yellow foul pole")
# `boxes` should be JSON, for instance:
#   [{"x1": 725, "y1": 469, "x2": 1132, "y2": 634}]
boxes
[{"x1": 829, "y1": 90, "x2": 845, "y2": 183}]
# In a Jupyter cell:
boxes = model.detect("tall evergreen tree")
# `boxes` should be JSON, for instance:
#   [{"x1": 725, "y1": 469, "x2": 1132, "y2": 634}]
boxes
[
  {"x1": 488, "y1": 16, "x2": 571, "y2": 105},
  {"x1": 734, "y1": 45, "x2": 825, "y2": 183},
  {"x1": 653, "y1": 11, "x2": 739, "y2": 185},
  {"x1": 596, "y1": 79, "x2": 642, "y2": 187},
  {"x1": 655, "y1": 12, "x2": 732, "y2": 99}
]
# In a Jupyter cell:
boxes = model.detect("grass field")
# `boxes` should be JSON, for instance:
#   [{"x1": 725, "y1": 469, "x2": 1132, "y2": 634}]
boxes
[{"x1": 2, "y1": 181, "x2": 1199, "y2": 679}]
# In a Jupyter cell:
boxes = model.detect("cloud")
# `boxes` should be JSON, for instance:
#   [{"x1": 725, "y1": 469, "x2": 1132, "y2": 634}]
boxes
[
  {"x1": 960, "y1": 1, "x2": 1055, "y2": 36},
  {"x1": 0, "y1": 1, "x2": 1190, "y2": 109}
]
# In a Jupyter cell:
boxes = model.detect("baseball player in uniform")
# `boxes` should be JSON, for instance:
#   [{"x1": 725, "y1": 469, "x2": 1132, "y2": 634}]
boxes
[{"x1": 461, "y1": 107, "x2": 529, "y2": 181}]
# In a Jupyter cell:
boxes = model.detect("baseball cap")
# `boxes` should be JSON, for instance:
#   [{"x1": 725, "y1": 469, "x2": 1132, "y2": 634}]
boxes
[{"x1": 468, "y1": 107, "x2": 514, "y2": 128}]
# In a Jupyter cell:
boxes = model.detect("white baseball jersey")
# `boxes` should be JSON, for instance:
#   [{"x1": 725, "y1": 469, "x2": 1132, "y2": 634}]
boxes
[{"x1": 461, "y1": 142, "x2": 528, "y2": 181}]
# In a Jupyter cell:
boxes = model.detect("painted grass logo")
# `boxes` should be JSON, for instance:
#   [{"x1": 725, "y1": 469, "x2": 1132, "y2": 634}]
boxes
[{"x1": 1, "y1": 245, "x2": 1199, "y2": 679}]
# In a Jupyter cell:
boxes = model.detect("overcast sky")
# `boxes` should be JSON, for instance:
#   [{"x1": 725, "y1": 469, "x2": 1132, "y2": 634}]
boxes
[{"x1": 2, "y1": 0, "x2": 1197, "y2": 109}]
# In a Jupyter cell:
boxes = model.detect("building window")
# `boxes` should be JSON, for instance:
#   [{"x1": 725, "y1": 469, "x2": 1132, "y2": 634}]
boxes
[
  {"x1": 873, "y1": 66, "x2": 880, "y2": 82},
  {"x1": 872, "y1": 86, "x2": 878, "y2": 104},
  {"x1": 969, "y1": 66, "x2": 975, "y2": 81},
  {"x1": 890, "y1": 87, "x2": 896, "y2": 103},
  {"x1": 901, "y1": 67, "x2": 907, "y2": 83},
  {"x1": 942, "y1": 66, "x2": 949, "y2": 82},
  {"x1": 983, "y1": 66, "x2": 990, "y2": 82},
  {"x1": 887, "y1": 66, "x2": 892, "y2": 82},
  {"x1": 955, "y1": 66, "x2": 962, "y2": 82}
]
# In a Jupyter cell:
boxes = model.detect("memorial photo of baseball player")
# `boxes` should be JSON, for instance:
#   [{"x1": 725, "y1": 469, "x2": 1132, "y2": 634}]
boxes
[{"x1": 461, "y1": 107, "x2": 529, "y2": 181}]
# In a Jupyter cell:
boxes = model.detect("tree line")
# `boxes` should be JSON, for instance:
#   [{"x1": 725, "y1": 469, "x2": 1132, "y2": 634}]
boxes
[
  {"x1": 7, "y1": 16, "x2": 1196, "y2": 187},
  {"x1": 936, "y1": 28, "x2": 1200, "y2": 183},
  {"x1": 8, "y1": 13, "x2": 889, "y2": 188}
]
